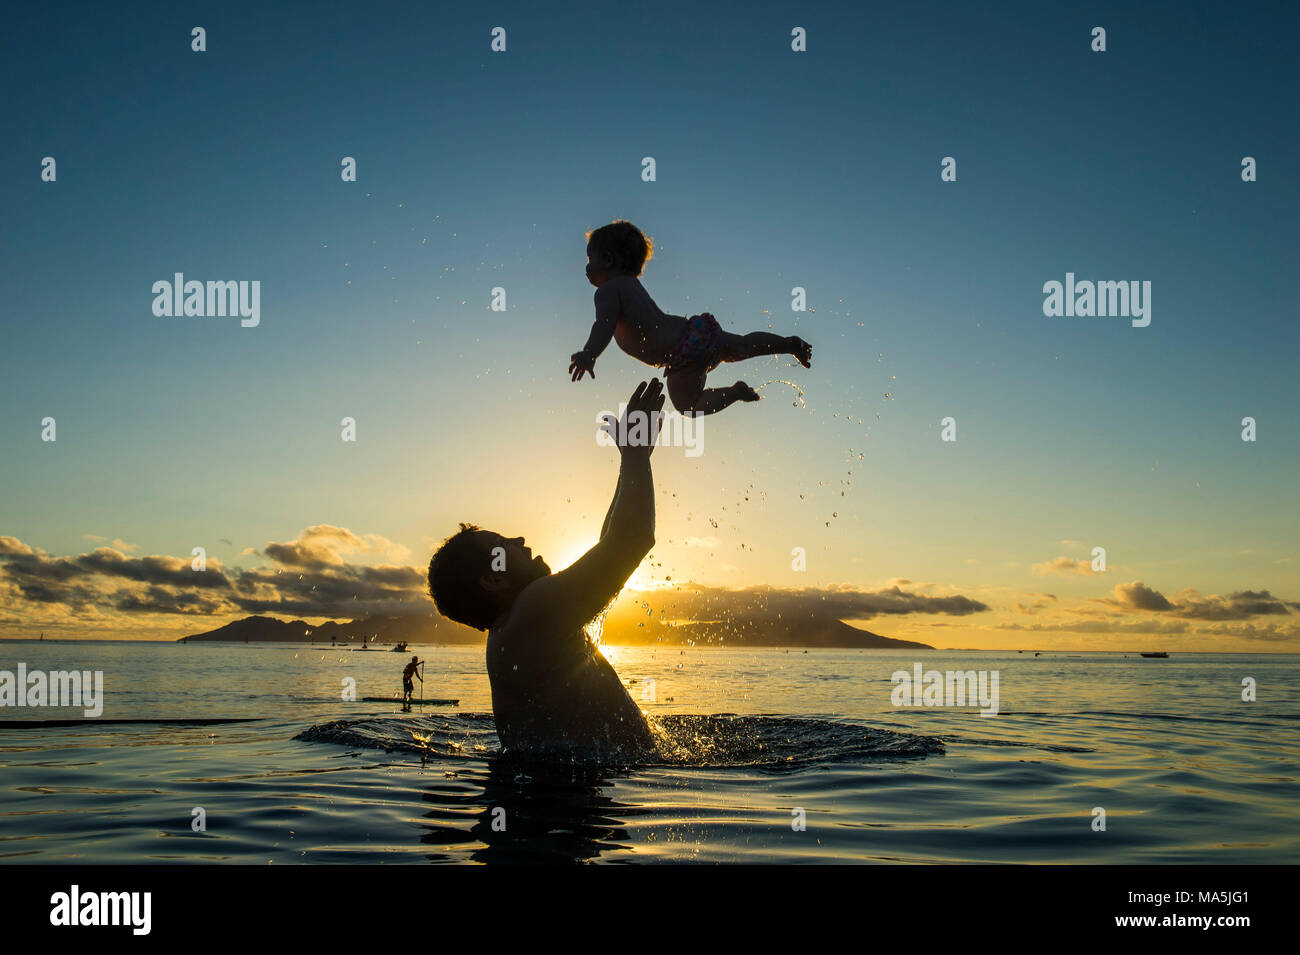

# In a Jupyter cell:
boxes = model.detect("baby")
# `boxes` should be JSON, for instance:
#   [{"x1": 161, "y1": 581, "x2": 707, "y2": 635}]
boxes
[{"x1": 569, "y1": 220, "x2": 811, "y2": 415}]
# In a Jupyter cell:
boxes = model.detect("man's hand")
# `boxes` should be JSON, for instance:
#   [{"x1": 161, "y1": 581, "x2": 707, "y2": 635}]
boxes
[
  {"x1": 600, "y1": 378, "x2": 665, "y2": 459},
  {"x1": 569, "y1": 350, "x2": 596, "y2": 381}
]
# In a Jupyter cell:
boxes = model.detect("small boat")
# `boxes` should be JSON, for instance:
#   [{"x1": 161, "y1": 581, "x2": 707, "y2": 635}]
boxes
[
  {"x1": 1140, "y1": 651, "x2": 1169, "y2": 658},
  {"x1": 391, "y1": 642, "x2": 408, "y2": 652}
]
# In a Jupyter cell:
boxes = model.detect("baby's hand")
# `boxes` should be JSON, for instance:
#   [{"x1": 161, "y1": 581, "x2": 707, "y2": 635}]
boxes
[{"x1": 569, "y1": 350, "x2": 596, "y2": 382}]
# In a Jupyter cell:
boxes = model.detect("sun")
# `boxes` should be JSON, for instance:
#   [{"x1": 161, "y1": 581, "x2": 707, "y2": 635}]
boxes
[{"x1": 545, "y1": 536, "x2": 593, "y2": 573}]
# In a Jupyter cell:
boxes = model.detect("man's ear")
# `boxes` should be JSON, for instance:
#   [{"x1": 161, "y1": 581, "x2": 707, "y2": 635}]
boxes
[{"x1": 479, "y1": 573, "x2": 511, "y2": 594}]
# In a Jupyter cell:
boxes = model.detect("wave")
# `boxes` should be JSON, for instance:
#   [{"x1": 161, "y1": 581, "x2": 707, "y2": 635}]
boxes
[
  {"x1": 294, "y1": 713, "x2": 945, "y2": 768},
  {"x1": 0, "y1": 718, "x2": 260, "y2": 728}
]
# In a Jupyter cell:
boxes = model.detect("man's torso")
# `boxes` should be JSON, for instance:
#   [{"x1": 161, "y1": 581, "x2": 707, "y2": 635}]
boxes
[{"x1": 486, "y1": 623, "x2": 654, "y2": 757}]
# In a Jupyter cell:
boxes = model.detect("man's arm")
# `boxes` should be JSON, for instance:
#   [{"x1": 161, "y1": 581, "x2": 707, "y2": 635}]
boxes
[
  {"x1": 512, "y1": 380, "x2": 663, "y2": 632},
  {"x1": 600, "y1": 470, "x2": 623, "y2": 540}
]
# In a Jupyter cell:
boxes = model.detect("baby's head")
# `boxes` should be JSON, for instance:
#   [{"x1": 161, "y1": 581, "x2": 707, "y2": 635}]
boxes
[{"x1": 585, "y1": 220, "x2": 654, "y2": 284}]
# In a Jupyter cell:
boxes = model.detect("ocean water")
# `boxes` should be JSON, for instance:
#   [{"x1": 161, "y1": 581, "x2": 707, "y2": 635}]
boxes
[{"x1": 1, "y1": 640, "x2": 1296, "y2": 864}]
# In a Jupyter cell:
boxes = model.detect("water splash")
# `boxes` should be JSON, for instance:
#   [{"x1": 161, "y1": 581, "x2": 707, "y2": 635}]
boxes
[
  {"x1": 755, "y1": 378, "x2": 806, "y2": 408},
  {"x1": 296, "y1": 714, "x2": 945, "y2": 769},
  {"x1": 584, "y1": 599, "x2": 615, "y2": 648}
]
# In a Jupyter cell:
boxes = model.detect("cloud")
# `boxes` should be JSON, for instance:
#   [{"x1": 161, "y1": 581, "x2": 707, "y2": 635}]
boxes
[
  {"x1": 0, "y1": 530, "x2": 423, "y2": 620},
  {"x1": 258, "y1": 525, "x2": 408, "y2": 568},
  {"x1": 0, "y1": 537, "x2": 35, "y2": 558},
  {"x1": 996, "y1": 617, "x2": 1300, "y2": 642},
  {"x1": 613, "y1": 583, "x2": 989, "y2": 626},
  {"x1": 1169, "y1": 588, "x2": 1297, "y2": 620},
  {"x1": 599, "y1": 582, "x2": 992, "y2": 645},
  {"x1": 1032, "y1": 556, "x2": 1097, "y2": 577},
  {"x1": 1108, "y1": 580, "x2": 1174, "y2": 611},
  {"x1": 1102, "y1": 581, "x2": 1296, "y2": 620},
  {"x1": 1194, "y1": 621, "x2": 1300, "y2": 642},
  {"x1": 5, "y1": 532, "x2": 1295, "y2": 651},
  {"x1": 0, "y1": 540, "x2": 235, "y2": 615},
  {"x1": 995, "y1": 620, "x2": 1190, "y2": 634},
  {"x1": 1014, "y1": 596, "x2": 1059, "y2": 614},
  {"x1": 81, "y1": 535, "x2": 139, "y2": 553},
  {"x1": 1, "y1": 533, "x2": 990, "y2": 633}
]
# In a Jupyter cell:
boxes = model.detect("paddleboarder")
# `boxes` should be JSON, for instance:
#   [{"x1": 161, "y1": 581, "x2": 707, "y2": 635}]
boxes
[{"x1": 402, "y1": 655, "x2": 423, "y2": 707}]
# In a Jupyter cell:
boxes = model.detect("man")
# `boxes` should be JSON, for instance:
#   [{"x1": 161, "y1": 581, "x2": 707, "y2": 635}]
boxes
[
  {"x1": 427, "y1": 379, "x2": 664, "y2": 758},
  {"x1": 402, "y1": 655, "x2": 422, "y2": 706}
]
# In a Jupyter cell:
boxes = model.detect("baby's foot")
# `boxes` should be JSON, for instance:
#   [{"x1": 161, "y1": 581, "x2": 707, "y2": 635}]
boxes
[
  {"x1": 789, "y1": 337, "x2": 812, "y2": 368},
  {"x1": 730, "y1": 381, "x2": 761, "y2": 402}
]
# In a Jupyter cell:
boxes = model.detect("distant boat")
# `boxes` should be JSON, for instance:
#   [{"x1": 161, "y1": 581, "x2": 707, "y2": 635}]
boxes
[
  {"x1": 392, "y1": 642, "x2": 408, "y2": 653},
  {"x1": 1140, "y1": 651, "x2": 1169, "y2": 658}
]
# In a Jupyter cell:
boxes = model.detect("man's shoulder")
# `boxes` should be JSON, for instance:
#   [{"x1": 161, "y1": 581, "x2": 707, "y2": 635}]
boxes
[{"x1": 492, "y1": 581, "x2": 585, "y2": 655}]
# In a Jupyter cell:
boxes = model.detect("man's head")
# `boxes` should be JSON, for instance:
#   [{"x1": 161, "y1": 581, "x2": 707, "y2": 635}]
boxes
[
  {"x1": 427, "y1": 523, "x2": 552, "y2": 631},
  {"x1": 585, "y1": 220, "x2": 654, "y2": 286},
  {"x1": 410, "y1": 655, "x2": 419, "y2": 663}
]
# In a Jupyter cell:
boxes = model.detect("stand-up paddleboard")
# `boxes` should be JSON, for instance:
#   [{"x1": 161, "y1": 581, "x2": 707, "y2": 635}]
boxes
[{"x1": 361, "y1": 696, "x2": 458, "y2": 705}]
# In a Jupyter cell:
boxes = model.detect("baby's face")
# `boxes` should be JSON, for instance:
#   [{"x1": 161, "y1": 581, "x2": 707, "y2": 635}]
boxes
[{"x1": 585, "y1": 241, "x2": 612, "y2": 287}]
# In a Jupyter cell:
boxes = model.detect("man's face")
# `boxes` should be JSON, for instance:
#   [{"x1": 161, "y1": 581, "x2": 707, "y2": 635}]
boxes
[{"x1": 474, "y1": 531, "x2": 551, "y2": 588}]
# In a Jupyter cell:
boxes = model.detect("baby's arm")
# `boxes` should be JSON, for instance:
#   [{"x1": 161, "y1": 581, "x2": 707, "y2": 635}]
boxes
[{"x1": 570, "y1": 284, "x2": 620, "y2": 381}]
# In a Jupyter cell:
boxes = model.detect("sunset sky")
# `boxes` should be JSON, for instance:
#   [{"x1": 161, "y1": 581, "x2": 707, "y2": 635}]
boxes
[{"x1": 2, "y1": 2, "x2": 1297, "y2": 650}]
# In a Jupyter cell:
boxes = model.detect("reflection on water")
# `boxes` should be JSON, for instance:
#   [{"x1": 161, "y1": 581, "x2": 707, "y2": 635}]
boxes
[
  {"x1": 463, "y1": 760, "x2": 639, "y2": 864},
  {"x1": 294, "y1": 713, "x2": 946, "y2": 863}
]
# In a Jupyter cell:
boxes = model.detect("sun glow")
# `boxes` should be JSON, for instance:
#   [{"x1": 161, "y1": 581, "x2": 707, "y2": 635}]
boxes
[{"x1": 546, "y1": 537, "x2": 592, "y2": 572}]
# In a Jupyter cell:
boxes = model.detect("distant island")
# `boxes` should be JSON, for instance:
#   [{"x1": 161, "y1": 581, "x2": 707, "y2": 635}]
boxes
[{"x1": 178, "y1": 611, "x2": 934, "y2": 650}]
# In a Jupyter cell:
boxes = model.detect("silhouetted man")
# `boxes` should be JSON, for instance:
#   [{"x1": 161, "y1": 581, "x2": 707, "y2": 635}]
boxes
[{"x1": 427, "y1": 379, "x2": 664, "y2": 758}]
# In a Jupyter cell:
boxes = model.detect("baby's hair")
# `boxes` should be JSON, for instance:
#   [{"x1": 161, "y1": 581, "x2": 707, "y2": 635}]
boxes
[{"x1": 585, "y1": 220, "x2": 655, "y2": 277}]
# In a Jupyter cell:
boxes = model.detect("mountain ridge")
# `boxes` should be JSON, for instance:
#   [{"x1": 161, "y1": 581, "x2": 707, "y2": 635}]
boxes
[{"x1": 177, "y1": 612, "x2": 935, "y2": 649}]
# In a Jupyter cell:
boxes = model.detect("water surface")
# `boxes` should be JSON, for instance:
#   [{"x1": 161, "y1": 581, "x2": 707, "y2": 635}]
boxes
[{"x1": 1, "y1": 641, "x2": 1296, "y2": 863}]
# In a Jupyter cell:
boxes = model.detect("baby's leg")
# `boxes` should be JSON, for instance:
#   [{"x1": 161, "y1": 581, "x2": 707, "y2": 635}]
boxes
[
  {"x1": 719, "y1": 331, "x2": 812, "y2": 368},
  {"x1": 666, "y1": 368, "x2": 760, "y2": 416}
]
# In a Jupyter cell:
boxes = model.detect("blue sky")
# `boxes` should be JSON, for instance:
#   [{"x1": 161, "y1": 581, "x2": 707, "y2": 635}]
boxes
[{"x1": 2, "y1": 1, "x2": 1297, "y2": 647}]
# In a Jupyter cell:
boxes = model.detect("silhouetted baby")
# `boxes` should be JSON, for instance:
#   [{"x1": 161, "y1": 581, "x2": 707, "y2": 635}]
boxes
[{"x1": 569, "y1": 220, "x2": 811, "y2": 415}]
